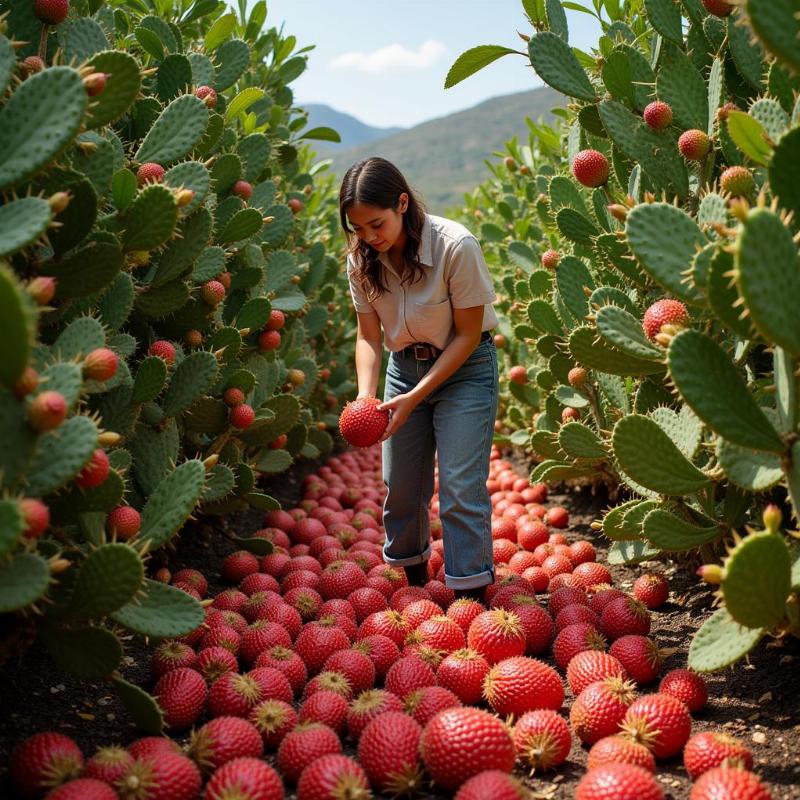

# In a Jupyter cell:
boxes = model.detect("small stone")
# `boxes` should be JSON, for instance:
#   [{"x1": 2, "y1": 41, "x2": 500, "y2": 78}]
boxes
[
  {"x1": 758, "y1": 691, "x2": 773, "y2": 703},
  {"x1": 752, "y1": 731, "x2": 767, "y2": 744}
]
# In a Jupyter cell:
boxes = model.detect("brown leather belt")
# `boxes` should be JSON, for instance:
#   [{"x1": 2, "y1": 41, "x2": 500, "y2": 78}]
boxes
[{"x1": 400, "y1": 331, "x2": 491, "y2": 361}]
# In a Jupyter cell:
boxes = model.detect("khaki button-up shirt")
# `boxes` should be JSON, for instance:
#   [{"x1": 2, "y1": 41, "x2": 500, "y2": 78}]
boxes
[{"x1": 347, "y1": 213, "x2": 498, "y2": 352}]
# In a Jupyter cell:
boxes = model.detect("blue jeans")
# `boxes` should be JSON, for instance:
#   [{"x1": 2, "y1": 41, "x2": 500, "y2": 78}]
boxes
[{"x1": 381, "y1": 336, "x2": 499, "y2": 589}]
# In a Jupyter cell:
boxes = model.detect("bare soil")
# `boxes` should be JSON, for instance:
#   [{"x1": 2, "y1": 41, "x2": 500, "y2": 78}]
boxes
[{"x1": 0, "y1": 450, "x2": 798, "y2": 799}]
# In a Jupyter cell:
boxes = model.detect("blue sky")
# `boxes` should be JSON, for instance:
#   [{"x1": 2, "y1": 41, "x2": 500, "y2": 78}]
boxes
[{"x1": 265, "y1": 1, "x2": 603, "y2": 128}]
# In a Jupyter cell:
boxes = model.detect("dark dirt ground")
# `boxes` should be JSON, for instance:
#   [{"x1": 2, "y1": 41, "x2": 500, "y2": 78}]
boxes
[{"x1": 0, "y1": 449, "x2": 798, "y2": 799}]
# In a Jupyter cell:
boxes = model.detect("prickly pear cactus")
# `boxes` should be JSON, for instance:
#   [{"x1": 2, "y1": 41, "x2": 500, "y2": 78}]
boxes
[
  {"x1": 449, "y1": 0, "x2": 800, "y2": 667},
  {"x1": 0, "y1": 0, "x2": 353, "y2": 712}
]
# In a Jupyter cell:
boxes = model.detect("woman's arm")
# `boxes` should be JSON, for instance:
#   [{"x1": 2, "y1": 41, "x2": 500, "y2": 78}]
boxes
[{"x1": 355, "y1": 310, "x2": 383, "y2": 398}]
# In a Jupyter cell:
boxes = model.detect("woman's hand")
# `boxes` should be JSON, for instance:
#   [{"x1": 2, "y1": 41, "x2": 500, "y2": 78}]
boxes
[{"x1": 377, "y1": 392, "x2": 419, "y2": 441}]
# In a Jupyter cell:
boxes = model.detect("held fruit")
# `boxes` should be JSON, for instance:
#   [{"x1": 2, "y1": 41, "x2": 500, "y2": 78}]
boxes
[
  {"x1": 339, "y1": 398, "x2": 390, "y2": 448},
  {"x1": 572, "y1": 150, "x2": 609, "y2": 188}
]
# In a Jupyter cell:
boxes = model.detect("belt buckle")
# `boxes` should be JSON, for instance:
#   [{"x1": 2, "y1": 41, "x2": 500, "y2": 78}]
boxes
[{"x1": 412, "y1": 343, "x2": 433, "y2": 360}]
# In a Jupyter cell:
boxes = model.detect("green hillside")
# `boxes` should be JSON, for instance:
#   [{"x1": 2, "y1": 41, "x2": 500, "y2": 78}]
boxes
[{"x1": 323, "y1": 86, "x2": 564, "y2": 213}]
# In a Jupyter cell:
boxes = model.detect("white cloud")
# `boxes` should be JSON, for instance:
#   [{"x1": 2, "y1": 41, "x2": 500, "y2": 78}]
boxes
[{"x1": 329, "y1": 39, "x2": 447, "y2": 73}]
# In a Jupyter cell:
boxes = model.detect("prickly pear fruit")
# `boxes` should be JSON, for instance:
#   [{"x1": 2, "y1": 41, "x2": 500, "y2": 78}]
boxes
[
  {"x1": 33, "y1": 0, "x2": 69, "y2": 25},
  {"x1": 83, "y1": 348, "x2": 119, "y2": 382},
  {"x1": 27, "y1": 391, "x2": 67, "y2": 432},
  {"x1": 642, "y1": 300, "x2": 689, "y2": 342},
  {"x1": 701, "y1": 0, "x2": 733, "y2": 17},
  {"x1": 148, "y1": 340, "x2": 176, "y2": 365},
  {"x1": 19, "y1": 498, "x2": 50, "y2": 539},
  {"x1": 678, "y1": 130, "x2": 711, "y2": 161},
  {"x1": 541, "y1": 250, "x2": 560, "y2": 269},
  {"x1": 232, "y1": 181, "x2": 253, "y2": 201},
  {"x1": 568, "y1": 367, "x2": 587, "y2": 388},
  {"x1": 643, "y1": 101, "x2": 673, "y2": 131},
  {"x1": 230, "y1": 404, "x2": 255, "y2": 430},
  {"x1": 75, "y1": 449, "x2": 110, "y2": 489},
  {"x1": 106, "y1": 506, "x2": 141, "y2": 540},
  {"x1": 258, "y1": 330, "x2": 281, "y2": 351},
  {"x1": 339, "y1": 398, "x2": 390, "y2": 448},
  {"x1": 28, "y1": 277, "x2": 56, "y2": 306},
  {"x1": 223, "y1": 388, "x2": 246, "y2": 407},
  {"x1": 572, "y1": 150, "x2": 609, "y2": 188},
  {"x1": 195, "y1": 86, "x2": 217, "y2": 108},
  {"x1": 509, "y1": 366, "x2": 527, "y2": 385},
  {"x1": 202, "y1": 280, "x2": 226, "y2": 306},
  {"x1": 288, "y1": 198, "x2": 305, "y2": 214},
  {"x1": 266, "y1": 310, "x2": 286, "y2": 331},
  {"x1": 137, "y1": 163, "x2": 165, "y2": 186},
  {"x1": 720, "y1": 167, "x2": 754, "y2": 197}
]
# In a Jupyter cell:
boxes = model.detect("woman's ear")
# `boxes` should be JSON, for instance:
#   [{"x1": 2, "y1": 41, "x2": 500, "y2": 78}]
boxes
[{"x1": 397, "y1": 192, "x2": 409, "y2": 213}]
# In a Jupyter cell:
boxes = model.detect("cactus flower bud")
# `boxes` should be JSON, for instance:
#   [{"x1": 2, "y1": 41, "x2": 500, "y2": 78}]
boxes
[
  {"x1": 175, "y1": 188, "x2": 195, "y2": 207},
  {"x1": 13, "y1": 366, "x2": 39, "y2": 399},
  {"x1": 154, "y1": 567, "x2": 171, "y2": 583},
  {"x1": 83, "y1": 347, "x2": 119, "y2": 382},
  {"x1": 696, "y1": 564, "x2": 723, "y2": 585},
  {"x1": 19, "y1": 498, "x2": 50, "y2": 539},
  {"x1": 27, "y1": 390, "x2": 67, "y2": 432},
  {"x1": 28, "y1": 276, "x2": 56, "y2": 305},
  {"x1": 98, "y1": 431, "x2": 122, "y2": 446},
  {"x1": 607, "y1": 204, "x2": 629, "y2": 223},
  {"x1": 762, "y1": 504, "x2": 782, "y2": 534},
  {"x1": 83, "y1": 71, "x2": 109, "y2": 96},
  {"x1": 203, "y1": 454, "x2": 219, "y2": 471},
  {"x1": 49, "y1": 558, "x2": 72, "y2": 575},
  {"x1": 48, "y1": 191, "x2": 71, "y2": 214}
]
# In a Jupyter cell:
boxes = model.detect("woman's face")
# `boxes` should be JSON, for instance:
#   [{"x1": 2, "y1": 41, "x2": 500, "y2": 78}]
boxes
[{"x1": 346, "y1": 194, "x2": 408, "y2": 252}]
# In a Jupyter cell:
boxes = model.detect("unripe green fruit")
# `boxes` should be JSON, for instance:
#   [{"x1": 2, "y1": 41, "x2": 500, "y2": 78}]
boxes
[{"x1": 720, "y1": 166, "x2": 754, "y2": 197}]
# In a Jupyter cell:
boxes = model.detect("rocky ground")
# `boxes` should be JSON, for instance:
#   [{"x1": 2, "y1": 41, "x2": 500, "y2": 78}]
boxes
[{"x1": 0, "y1": 449, "x2": 798, "y2": 799}]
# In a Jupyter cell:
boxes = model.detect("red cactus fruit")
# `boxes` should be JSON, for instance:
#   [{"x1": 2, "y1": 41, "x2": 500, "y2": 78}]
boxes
[
  {"x1": 701, "y1": 0, "x2": 734, "y2": 17},
  {"x1": 570, "y1": 676, "x2": 638, "y2": 745},
  {"x1": 276, "y1": 722, "x2": 342, "y2": 785},
  {"x1": 148, "y1": 340, "x2": 176, "y2": 365},
  {"x1": 683, "y1": 732, "x2": 753, "y2": 779},
  {"x1": 266, "y1": 309, "x2": 286, "y2": 330},
  {"x1": 659, "y1": 668, "x2": 708, "y2": 712},
  {"x1": 19, "y1": 497, "x2": 50, "y2": 539},
  {"x1": 187, "y1": 716, "x2": 263, "y2": 773},
  {"x1": 296, "y1": 753, "x2": 370, "y2": 800},
  {"x1": 154, "y1": 667, "x2": 208, "y2": 730},
  {"x1": 576, "y1": 764, "x2": 664, "y2": 800},
  {"x1": 587, "y1": 735, "x2": 656, "y2": 773},
  {"x1": 357, "y1": 711, "x2": 423, "y2": 794},
  {"x1": 230, "y1": 403, "x2": 255, "y2": 430},
  {"x1": 33, "y1": 0, "x2": 69, "y2": 25},
  {"x1": 513, "y1": 709, "x2": 572, "y2": 772},
  {"x1": 643, "y1": 299, "x2": 690, "y2": 342},
  {"x1": 482, "y1": 656, "x2": 564, "y2": 716},
  {"x1": 643, "y1": 101, "x2": 673, "y2": 130},
  {"x1": 632, "y1": 573, "x2": 669, "y2": 609},
  {"x1": 720, "y1": 166, "x2": 755, "y2": 197},
  {"x1": 620, "y1": 692, "x2": 693, "y2": 759},
  {"x1": 195, "y1": 85, "x2": 217, "y2": 107},
  {"x1": 567, "y1": 650, "x2": 628, "y2": 695},
  {"x1": 83, "y1": 348, "x2": 118, "y2": 381},
  {"x1": 10, "y1": 732, "x2": 83, "y2": 795},
  {"x1": 572, "y1": 149, "x2": 610, "y2": 187},
  {"x1": 232, "y1": 180, "x2": 253, "y2": 200},
  {"x1": 679, "y1": 129, "x2": 711, "y2": 160},
  {"x1": 106, "y1": 505, "x2": 141, "y2": 540},
  {"x1": 541, "y1": 249, "x2": 560, "y2": 269},
  {"x1": 202, "y1": 756, "x2": 283, "y2": 799},
  {"x1": 338, "y1": 397, "x2": 390, "y2": 448},
  {"x1": 27, "y1": 390, "x2": 67, "y2": 432},
  {"x1": 202, "y1": 280, "x2": 226, "y2": 305},
  {"x1": 136, "y1": 162, "x2": 165, "y2": 185},
  {"x1": 690, "y1": 766, "x2": 771, "y2": 800},
  {"x1": 609, "y1": 635, "x2": 664, "y2": 684},
  {"x1": 508, "y1": 365, "x2": 528, "y2": 384},
  {"x1": 75, "y1": 448, "x2": 110, "y2": 489}
]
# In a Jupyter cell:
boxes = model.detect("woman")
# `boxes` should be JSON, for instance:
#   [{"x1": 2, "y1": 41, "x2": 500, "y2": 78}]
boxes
[{"x1": 340, "y1": 157, "x2": 499, "y2": 602}]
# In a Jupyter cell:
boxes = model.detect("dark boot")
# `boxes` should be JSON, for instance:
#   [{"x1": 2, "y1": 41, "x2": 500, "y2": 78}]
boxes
[
  {"x1": 453, "y1": 584, "x2": 486, "y2": 604},
  {"x1": 403, "y1": 561, "x2": 429, "y2": 587}
]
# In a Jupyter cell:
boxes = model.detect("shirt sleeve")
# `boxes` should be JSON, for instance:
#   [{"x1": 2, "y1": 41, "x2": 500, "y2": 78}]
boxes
[
  {"x1": 446, "y1": 236, "x2": 497, "y2": 309},
  {"x1": 346, "y1": 256, "x2": 373, "y2": 313}
]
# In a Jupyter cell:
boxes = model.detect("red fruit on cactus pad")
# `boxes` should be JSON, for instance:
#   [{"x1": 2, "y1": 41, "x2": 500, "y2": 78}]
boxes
[
  {"x1": 195, "y1": 86, "x2": 217, "y2": 108},
  {"x1": 683, "y1": 732, "x2": 753, "y2": 779},
  {"x1": 720, "y1": 166, "x2": 755, "y2": 197},
  {"x1": 572, "y1": 150, "x2": 609, "y2": 187},
  {"x1": 83, "y1": 348, "x2": 118, "y2": 381},
  {"x1": 137, "y1": 162, "x2": 165, "y2": 185},
  {"x1": 643, "y1": 101, "x2": 673, "y2": 130},
  {"x1": 642, "y1": 299, "x2": 689, "y2": 342},
  {"x1": 541, "y1": 249, "x2": 560, "y2": 269},
  {"x1": 232, "y1": 180, "x2": 253, "y2": 200},
  {"x1": 202, "y1": 280, "x2": 225, "y2": 305},
  {"x1": 19, "y1": 498, "x2": 50, "y2": 539},
  {"x1": 34, "y1": 0, "x2": 69, "y2": 25},
  {"x1": 678, "y1": 129, "x2": 711, "y2": 160},
  {"x1": 339, "y1": 397, "x2": 389, "y2": 448},
  {"x1": 106, "y1": 505, "x2": 141, "y2": 540},
  {"x1": 701, "y1": 0, "x2": 733, "y2": 17},
  {"x1": 27, "y1": 390, "x2": 67, "y2": 431},
  {"x1": 148, "y1": 340, "x2": 176, "y2": 365},
  {"x1": 75, "y1": 448, "x2": 110, "y2": 489},
  {"x1": 230, "y1": 404, "x2": 255, "y2": 430}
]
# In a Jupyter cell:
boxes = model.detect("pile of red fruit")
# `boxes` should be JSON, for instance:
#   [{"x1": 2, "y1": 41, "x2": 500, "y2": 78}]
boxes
[{"x1": 7, "y1": 446, "x2": 772, "y2": 799}]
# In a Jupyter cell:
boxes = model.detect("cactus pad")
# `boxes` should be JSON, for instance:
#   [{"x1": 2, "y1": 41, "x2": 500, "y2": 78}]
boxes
[{"x1": 688, "y1": 607, "x2": 765, "y2": 672}]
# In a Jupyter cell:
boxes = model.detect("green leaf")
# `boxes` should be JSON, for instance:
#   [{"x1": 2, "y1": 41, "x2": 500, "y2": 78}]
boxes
[
  {"x1": 299, "y1": 127, "x2": 341, "y2": 142},
  {"x1": 528, "y1": 32, "x2": 596, "y2": 100},
  {"x1": 225, "y1": 87, "x2": 264, "y2": 122},
  {"x1": 444, "y1": 45, "x2": 518, "y2": 88},
  {"x1": 204, "y1": 12, "x2": 236, "y2": 51},
  {"x1": 726, "y1": 111, "x2": 772, "y2": 166}
]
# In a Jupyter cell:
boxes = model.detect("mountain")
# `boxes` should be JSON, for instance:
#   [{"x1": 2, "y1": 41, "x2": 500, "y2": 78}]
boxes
[
  {"x1": 312, "y1": 86, "x2": 563, "y2": 213},
  {"x1": 304, "y1": 103, "x2": 404, "y2": 152}
]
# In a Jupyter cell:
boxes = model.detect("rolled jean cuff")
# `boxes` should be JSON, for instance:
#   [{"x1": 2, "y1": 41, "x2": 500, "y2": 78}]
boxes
[
  {"x1": 382, "y1": 544, "x2": 432, "y2": 567},
  {"x1": 444, "y1": 568, "x2": 494, "y2": 590}
]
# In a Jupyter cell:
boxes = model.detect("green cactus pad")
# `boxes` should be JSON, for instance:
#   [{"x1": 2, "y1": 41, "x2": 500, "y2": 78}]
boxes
[
  {"x1": 607, "y1": 540, "x2": 662, "y2": 564},
  {"x1": 556, "y1": 208, "x2": 598, "y2": 246},
  {"x1": 668, "y1": 330, "x2": 783, "y2": 452},
  {"x1": 620, "y1": 499, "x2": 660, "y2": 539},
  {"x1": 650, "y1": 405, "x2": 703, "y2": 460},
  {"x1": 209, "y1": 328, "x2": 241, "y2": 363},
  {"x1": 26, "y1": 415, "x2": 99, "y2": 497},
  {"x1": 138, "y1": 459, "x2": 206, "y2": 549},
  {"x1": 625, "y1": 203, "x2": 705, "y2": 304},
  {"x1": 768, "y1": 128, "x2": 800, "y2": 222},
  {"x1": 135, "y1": 94, "x2": 209, "y2": 166},
  {"x1": 164, "y1": 161, "x2": 211, "y2": 215},
  {"x1": 38, "y1": 363, "x2": 83, "y2": 411},
  {"x1": 726, "y1": 111, "x2": 772, "y2": 166},
  {"x1": 612, "y1": 414, "x2": 710, "y2": 495},
  {"x1": 152, "y1": 208, "x2": 212, "y2": 287},
  {"x1": 0, "y1": 552, "x2": 51, "y2": 613},
  {"x1": 261, "y1": 204, "x2": 294, "y2": 247},
  {"x1": 113, "y1": 676, "x2": 164, "y2": 734},
  {"x1": 528, "y1": 31, "x2": 596, "y2": 100},
  {"x1": 135, "y1": 280, "x2": 190, "y2": 319},
  {"x1": 219, "y1": 208, "x2": 263, "y2": 244},
  {"x1": 0, "y1": 67, "x2": 88, "y2": 191},
  {"x1": 656, "y1": 50, "x2": 709, "y2": 130},
  {"x1": 750, "y1": 98, "x2": 789, "y2": 141},
  {"x1": 0, "y1": 197, "x2": 52, "y2": 257},
  {"x1": 549, "y1": 176, "x2": 590, "y2": 216},
  {"x1": 157, "y1": 54, "x2": 193, "y2": 102},
  {"x1": 237, "y1": 133, "x2": 271, "y2": 182},
  {"x1": 41, "y1": 624, "x2": 122, "y2": 678},
  {"x1": 0, "y1": 263, "x2": 34, "y2": 389},
  {"x1": 530, "y1": 431, "x2": 563, "y2": 461},
  {"x1": 60, "y1": 543, "x2": 144, "y2": 620},
  {"x1": 162, "y1": 352, "x2": 219, "y2": 418},
  {"x1": 569, "y1": 327, "x2": 665, "y2": 376},
  {"x1": 598, "y1": 101, "x2": 689, "y2": 197},
  {"x1": 195, "y1": 112, "x2": 224, "y2": 156},
  {"x1": 82, "y1": 50, "x2": 142, "y2": 130},
  {"x1": 111, "y1": 578, "x2": 204, "y2": 638},
  {"x1": 132, "y1": 357, "x2": 168, "y2": 404},
  {"x1": 557, "y1": 422, "x2": 607, "y2": 462},
  {"x1": 602, "y1": 499, "x2": 642, "y2": 542},
  {"x1": 529, "y1": 460, "x2": 598, "y2": 483},
  {"x1": 250, "y1": 179, "x2": 277, "y2": 210},
  {"x1": 726, "y1": 14, "x2": 765, "y2": 90},
  {"x1": 716, "y1": 438, "x2": 783, "y2": 491},
  {"x1": 54, "y1": 316, "x2": 106, "y2": 361},
  {"x1": 644, "y1": 0, "x2": 683, "y2": 43},
  {"x1": 210, "y1": 153, "x2": 243, "y2": 194},
  {"x1": 642, "y1": 508, "x2": 721, "y2": 551},
  {"x1": 525, "y1": 300, "x2": 563, "y2": 337},
  {"x1": 214, "y1": 39, "x2": 251, "y2": 91},
  {"x1": 689, "y1": 607, "x2": 765, "y2": 672},
  {"x1": 596, "y1": 305, "x2": 663, "y2": 361},
  {"x1": 706, "y1": 249, "x2": 754, "y2": 339},
  {"x1": 0, "y1": 36, "x2": 14, "y2": 97},
  {"x1": 40, "y1": 171, "x2": 97, "y2": 256},
  {"x1": 98, "y1": 273, "x2": 135, "y2": 331},
  {"x1": 255, "y1": 448, "x2": 292, "y2": 474},
  {"x1": 723, "y1": 531, "x2": 791, "y2": 628},
  {"x1": 130, "y1": 420, "x2": 179, "y2": 496},
  {"x1": 746, "y1": 0, "x2": 800, "y2": 73},
  {"x1": 45, "y1": 241, "x2": 123, "y2": 300},
  {"x1": 193, "y1": 247, "x2": 227, "y2": 283},
  {"x1": 0, "y1": 499, "x2": 24, "y2": 557},
  {"x1": 71, "y1": 131, "x2": 115, "y2": 196},
  {"x1": 590, "y1": 287, "x2": 637, "y2": 315},
  {"x1": 203, "y1": 463, "x2": 235, "y2": 502},
  {"x1": 774, "y1": 347, "x2": 796, "y2": 433},
  {"x1": 48, "y1": 468, "x2": 125, "y2": 522},
  {"x1": 122, "y1": 184, "x2": 179, "y2": 252},
  {"x1": 189, "y1": 52, "x2": 216, "y2": 87}
]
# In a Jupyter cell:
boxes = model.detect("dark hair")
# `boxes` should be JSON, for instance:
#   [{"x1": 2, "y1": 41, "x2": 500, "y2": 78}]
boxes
[{"x1": 339, "y1": 157, "x2": 427, "y2": 301}]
